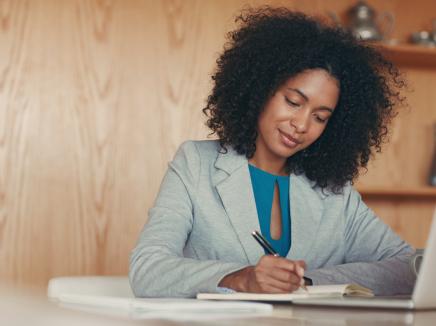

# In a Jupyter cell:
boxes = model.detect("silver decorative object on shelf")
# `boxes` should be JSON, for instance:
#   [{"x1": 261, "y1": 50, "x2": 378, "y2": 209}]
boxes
[
  {"x1": 347, "y1": 0, "x2": 394, "y2": 41},
  {"x1": 410, "y1": 19, "x2": 436, "y2": 47},
  {"x1": 327, "y1": 1, "x2": 394, "y2": 43}
]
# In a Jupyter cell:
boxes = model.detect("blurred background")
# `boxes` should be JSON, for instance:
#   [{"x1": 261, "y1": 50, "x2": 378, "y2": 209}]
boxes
[{"x1": 1, "y1": 0, "x2": 436, "y2": 290}]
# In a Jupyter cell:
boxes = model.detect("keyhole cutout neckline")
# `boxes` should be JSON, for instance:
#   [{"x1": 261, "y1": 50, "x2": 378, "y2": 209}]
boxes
[{"x1": 248, "y1": 164, "x2": 291, "y2": 257}]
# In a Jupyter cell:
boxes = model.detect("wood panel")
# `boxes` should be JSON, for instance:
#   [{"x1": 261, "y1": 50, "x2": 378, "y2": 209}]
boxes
[
  {"x1": 1, "y1": 0, "x2": 436, "y2": 287},
  {"x1": 365, "y1": 200, "x2": 435, "y2": 248},
  {"x1": 356, "y1": 67, "x2": 436, "y2": 187},
  {"x1": 355, "y1": 65, "x2": 436, "y2": 247}
]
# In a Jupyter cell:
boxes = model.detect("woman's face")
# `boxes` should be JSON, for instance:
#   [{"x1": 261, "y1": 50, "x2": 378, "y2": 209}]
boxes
[{"x1": 255, "y1": 69, "x2": 340, "y2": 163}]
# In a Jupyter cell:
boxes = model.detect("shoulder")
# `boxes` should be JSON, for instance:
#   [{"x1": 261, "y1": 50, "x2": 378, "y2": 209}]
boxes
[
  {"x1": 174, "y1": 140, "x2": 220, "y2": 161},
  {"x1": 293, "y1": 174, "x2": 358, "y2": 204},
  {"x1": 171, "y1": 140, "x2": 220, "y2": 174}
]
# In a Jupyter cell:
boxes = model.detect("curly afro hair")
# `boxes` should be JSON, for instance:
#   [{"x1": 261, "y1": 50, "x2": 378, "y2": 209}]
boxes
[{"x1": 203, "y1": 6, "x2": 405, "y2": 193}]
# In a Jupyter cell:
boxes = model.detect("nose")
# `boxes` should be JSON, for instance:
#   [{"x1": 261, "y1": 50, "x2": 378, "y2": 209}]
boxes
[{"x1": 290, "y1": 108, "x2": 310, "y2": 133}]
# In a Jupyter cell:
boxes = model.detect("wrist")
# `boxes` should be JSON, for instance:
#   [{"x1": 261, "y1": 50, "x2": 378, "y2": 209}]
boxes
[{"x1": 218, "y1": 267, "x2": 252, "y2": 292}]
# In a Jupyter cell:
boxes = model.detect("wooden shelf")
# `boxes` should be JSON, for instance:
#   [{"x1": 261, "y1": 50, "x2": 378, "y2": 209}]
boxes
[
  {"x1": 357, "y1": 186, "x2": 436, "y2": 199},
  {"x1": 375, "y1": 43, "x2": 436, "y2": 68}
]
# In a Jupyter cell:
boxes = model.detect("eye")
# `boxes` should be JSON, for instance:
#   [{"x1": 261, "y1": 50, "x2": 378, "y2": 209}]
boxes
[
  {"x1": 285, "y1": 97, "x2": 300, "y2": 107},
  {"x1": 314, "y1": 115, "x2": 329, "y2": 123}
]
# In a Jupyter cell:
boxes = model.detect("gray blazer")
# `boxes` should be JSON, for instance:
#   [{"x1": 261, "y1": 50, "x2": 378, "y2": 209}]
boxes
[{"x1": 130, "y1": 140, "x2": 416, "y2": 298}]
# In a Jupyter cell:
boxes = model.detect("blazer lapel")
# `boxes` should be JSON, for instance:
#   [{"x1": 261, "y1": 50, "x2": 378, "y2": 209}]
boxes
[
  {"x1": 213, "y1": 148, "x2": 263, "y2": 265},
  {"x1": 288, "y1": 175, "x2": 326, "y2": 260},
  {"x1": 212, "y1": 145, "x2": 326, "y2": 264}
]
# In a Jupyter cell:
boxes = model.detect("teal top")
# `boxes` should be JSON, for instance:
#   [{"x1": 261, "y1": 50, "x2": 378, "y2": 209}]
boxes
[{"x1": 248, "y1": 164, "x2": 291, "y2": 257}]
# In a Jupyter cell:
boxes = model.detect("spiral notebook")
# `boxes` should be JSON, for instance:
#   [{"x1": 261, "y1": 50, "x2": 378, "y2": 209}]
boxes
[{"x1": 197, "y1": 284, "x2": 373, "y2": 302}]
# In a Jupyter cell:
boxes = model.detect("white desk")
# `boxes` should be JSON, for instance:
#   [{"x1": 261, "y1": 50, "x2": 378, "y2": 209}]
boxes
[
  {"x1": 3, "y1": 287, "x2": 436, "y2": 325},
  {"x1": 273, "y1": 304, "x2": 434, "y2": 325}
]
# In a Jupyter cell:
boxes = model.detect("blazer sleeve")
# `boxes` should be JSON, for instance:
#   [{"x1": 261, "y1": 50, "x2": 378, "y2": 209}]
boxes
[
  {"x1": 304, "y1": 186, "x2": 416, "y2": 295},
  {"x1": 129, "y1": 141, "x2": 247, "y2": 298}
]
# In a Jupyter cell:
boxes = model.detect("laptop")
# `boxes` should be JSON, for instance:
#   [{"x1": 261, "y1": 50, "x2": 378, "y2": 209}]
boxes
[{"x1": 292, "y1": 208, "x2": 436, "y2": 310}]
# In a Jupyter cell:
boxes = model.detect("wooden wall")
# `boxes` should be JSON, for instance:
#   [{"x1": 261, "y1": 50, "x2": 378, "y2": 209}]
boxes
[{"x1": 1, "y1": 0, "x2": 436, "y2": 287}]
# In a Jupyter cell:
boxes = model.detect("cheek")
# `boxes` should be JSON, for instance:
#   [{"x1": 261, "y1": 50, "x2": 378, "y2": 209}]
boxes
[
  {"x1": 307, "y1": 125, "x2": 327, "y2": 143},
  {"x1": 258, "y1": 110, "x2": 280, "y2": 133}
]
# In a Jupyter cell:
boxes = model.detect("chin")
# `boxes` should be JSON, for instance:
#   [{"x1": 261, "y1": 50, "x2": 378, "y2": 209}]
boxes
[{"x1": 274, "y1": 145, "x2": 299, "y2": 159}]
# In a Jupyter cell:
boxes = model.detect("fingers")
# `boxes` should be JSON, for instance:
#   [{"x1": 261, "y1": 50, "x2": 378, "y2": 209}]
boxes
[
  {"x1": 248, "y1": 266, "x2": 301, "y2": 293},
  {"x1": 295, "y1": 260, "x2": 307, "y2": 277},
  {"x1": 296, "y1": 260, "x2": 307, "y2": 270},
  {"x1": 250, "y1": 256, "x2": 307, "y2": 293},
  {"x1": 258, "y1": 256, "x2": 306, "y2": 276},
  {"x1": 265, "y1": 265, "x2": 301, "y2": 284},
  {"x1": 255, "y1": 277, "x2": 301, "y2": 293}
]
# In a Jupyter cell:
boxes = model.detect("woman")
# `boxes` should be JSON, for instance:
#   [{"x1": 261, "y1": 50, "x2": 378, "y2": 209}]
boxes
[{"x1": 130, "y1": 7, "x2": 415, "y2": 298}]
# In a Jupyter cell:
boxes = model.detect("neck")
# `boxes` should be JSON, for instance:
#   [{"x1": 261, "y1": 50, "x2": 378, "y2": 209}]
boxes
[{"x1": 248, "y1": 151, "x2": 287, "y2": 176}]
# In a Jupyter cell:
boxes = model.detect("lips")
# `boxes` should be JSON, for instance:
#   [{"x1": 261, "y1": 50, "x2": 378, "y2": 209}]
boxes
[{"x1": 278, "y1": 129, "x2": 302, "y2": 148}]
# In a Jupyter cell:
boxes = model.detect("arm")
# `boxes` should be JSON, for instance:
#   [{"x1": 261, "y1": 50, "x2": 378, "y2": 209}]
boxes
[
  {"x1": 304, "y1": 186, "x2": 416, "y2": 295},
  {"x1": 129, "y1": 142, "x2": 247, "y2": 298}
]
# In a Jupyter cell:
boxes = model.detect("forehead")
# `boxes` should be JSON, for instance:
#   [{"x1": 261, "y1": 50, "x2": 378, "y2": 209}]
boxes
[
  {"x1": 282, "y1": 69, "x2": 339, "y2": 89},
  {"x1": 279, "y1": 69, "x2": 340, "y2": 109}
]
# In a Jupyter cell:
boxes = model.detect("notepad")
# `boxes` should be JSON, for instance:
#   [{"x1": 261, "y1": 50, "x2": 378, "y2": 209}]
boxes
[{"x1": 197, "y1": 284, "x2": 373, "y2": 302}]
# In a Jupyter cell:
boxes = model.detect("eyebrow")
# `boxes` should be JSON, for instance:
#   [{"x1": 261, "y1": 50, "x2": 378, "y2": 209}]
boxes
[{"x1": 286, "y1": 87, "x2": 334, "y2": 113}]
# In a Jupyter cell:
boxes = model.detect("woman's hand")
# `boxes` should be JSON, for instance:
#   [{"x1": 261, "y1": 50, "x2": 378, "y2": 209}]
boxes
[{"x1": 219, "y1": 256, "x2": 306, "y2": 293}]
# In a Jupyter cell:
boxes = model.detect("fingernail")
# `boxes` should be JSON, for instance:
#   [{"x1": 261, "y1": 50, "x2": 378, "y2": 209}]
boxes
[
  {"x1": 297, "y1": 266, "x2": 304, "y2": 277},
  {"x1": 300, "y1": 278, "x2": 308, "y2": 291}
]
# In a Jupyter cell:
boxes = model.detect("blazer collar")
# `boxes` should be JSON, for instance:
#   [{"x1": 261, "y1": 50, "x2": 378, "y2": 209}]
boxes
[
  {"x1": 213, "y1": 146, "x2": 261, "y2": 264},
  {"x1": 213, "y1": 144, "x2": 327, "y2": 264},
  {"x1": 213, "y1": 146, "x2": 246, "y2": 176}
]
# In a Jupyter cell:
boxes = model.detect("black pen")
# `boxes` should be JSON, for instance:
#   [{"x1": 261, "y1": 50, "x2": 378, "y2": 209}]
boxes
[
  {"x1": 251, "y1": 230, "x2": 308, "y2": 291},
  {"x1": 251, "y1": 230, "x2": 279, "y2": 256}
]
